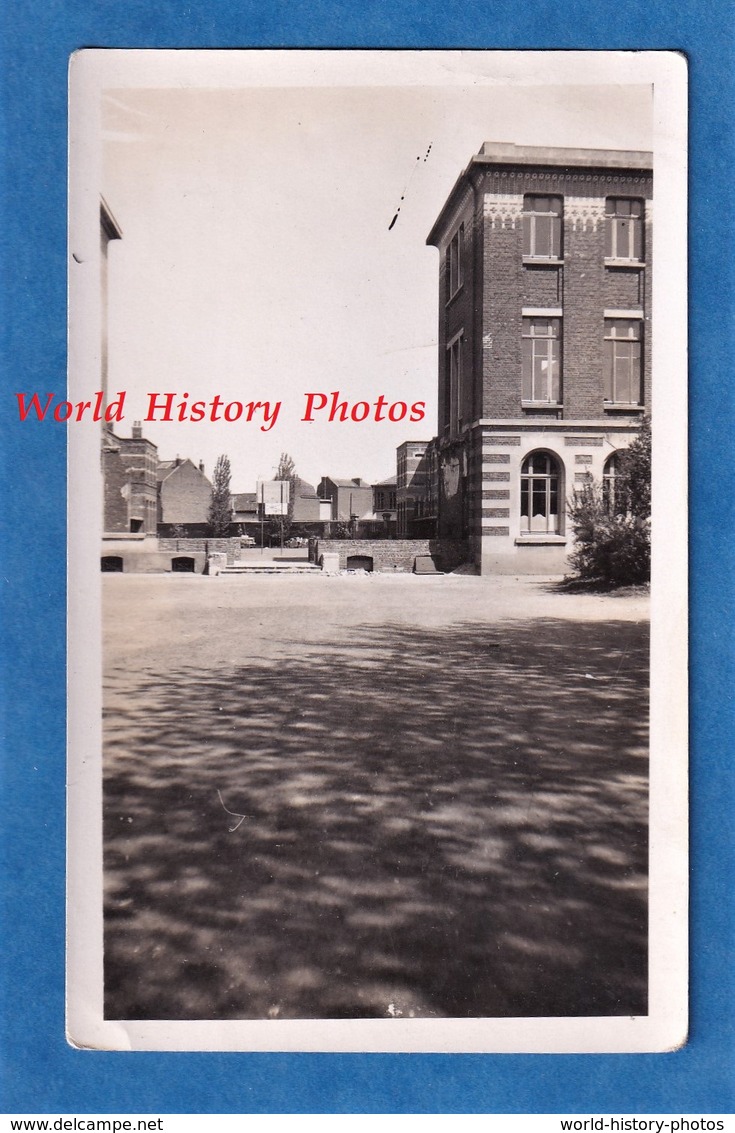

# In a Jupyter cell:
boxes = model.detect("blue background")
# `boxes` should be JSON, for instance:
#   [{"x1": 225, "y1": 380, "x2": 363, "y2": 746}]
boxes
[{"x1": 1, "y1": 1, "x2": 733, "y2": 1115}]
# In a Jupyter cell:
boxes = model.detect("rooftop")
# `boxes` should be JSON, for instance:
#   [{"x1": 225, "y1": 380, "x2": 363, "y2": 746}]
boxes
[
  {"x1": 231, "y1": 492, "x2": 257, "y2": 510},
  {"x1": 427, "y1": 142, "x2": 653, "y2": 246},
  {"x1": 476, "y1": 141, "x2": 652, "y2": 169},
  {"x1": 324, "y1": 477, "x2": 372, "y2": 489}
]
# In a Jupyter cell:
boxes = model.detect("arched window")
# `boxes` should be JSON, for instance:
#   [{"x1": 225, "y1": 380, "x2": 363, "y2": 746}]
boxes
[
  {"x1": 603, "y1": 451, "x2": 618, "y2": 512},
  {"x1": 521, "y1": 452, "x2": 560, "y2": 534},
  {"x1": 346, "y1": 554, "x2": 374, "y2": 572}
]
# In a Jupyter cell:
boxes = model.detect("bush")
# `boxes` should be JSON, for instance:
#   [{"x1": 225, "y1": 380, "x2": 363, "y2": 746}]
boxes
[
  {"x1": 568, "y1": 421, "x2": 651, "y2": 586},
  {"x1": 569, "y1": 486, "x2": 650, "y2": 585},
  {"x1": 618, "y1": 417, "x2": 651, "y2": 520},
  {"x1": 329, "y1": 521, "x2": 353, "y2": 539}
]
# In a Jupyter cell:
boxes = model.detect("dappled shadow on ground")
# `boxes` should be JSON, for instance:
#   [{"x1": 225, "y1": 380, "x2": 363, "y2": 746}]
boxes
[
  {"x1": 104, "y1": 616, "x2": 648, "y2": 1020},
  {"x1": 542, "y1": 577, "x2": 651, "y2": 598}
]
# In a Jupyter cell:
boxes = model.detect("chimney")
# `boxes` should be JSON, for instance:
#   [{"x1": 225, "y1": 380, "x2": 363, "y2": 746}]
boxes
[
  {"x1": 174, "y1": 454, "x2": 181, "y2": 467},
  {"x1": 132, "y1": 421, "x2": 142, "y2": 440},
  {"x1": 199, "y1": 460, "x2": 205, "y2": 473}
]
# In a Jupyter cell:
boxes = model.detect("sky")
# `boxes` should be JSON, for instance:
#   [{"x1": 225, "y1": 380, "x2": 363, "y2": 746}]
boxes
[{"x1": 99, "y1": 55, "x2": 652, "y2": 495}]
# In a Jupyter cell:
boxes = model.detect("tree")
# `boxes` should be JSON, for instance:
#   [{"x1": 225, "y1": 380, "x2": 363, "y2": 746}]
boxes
[
  {"x1": 568, "y1": 419, "x2": 651, "y2": 586},
  {"x1": 270, "y1": 452, "x2": 298, "y2": 542},
  {"x1": 616, "y1": 415, "x2": 651, "y2": 519},
  {"x1": 208, "y1": 454, "x2": 232, "y2": 536}
]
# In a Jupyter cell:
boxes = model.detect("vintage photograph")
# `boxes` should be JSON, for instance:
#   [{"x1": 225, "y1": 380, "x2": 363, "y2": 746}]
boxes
[{"x1": 66, "y1": 51, "x2": 687, "y2": 1052}]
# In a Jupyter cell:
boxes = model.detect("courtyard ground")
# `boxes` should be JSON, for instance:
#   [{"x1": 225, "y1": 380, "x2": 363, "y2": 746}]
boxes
[{"x1": 103, "y1": 572, "x2": 649, "y2": 1020}]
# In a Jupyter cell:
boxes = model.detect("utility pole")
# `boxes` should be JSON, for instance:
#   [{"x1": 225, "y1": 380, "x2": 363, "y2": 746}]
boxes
[
  {"x1": 259, "y1": 480, "x2": 265, "y2": 555},
  {"x1": 280, "y1": 480, "x2": 284, "y2": 554}
]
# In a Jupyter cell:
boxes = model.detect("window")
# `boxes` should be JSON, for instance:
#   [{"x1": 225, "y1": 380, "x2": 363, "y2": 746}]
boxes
[
  {"x1": 447, "y1": 333, "x2": 464, "y2": 435},
  {"x1": 604, "y1": 319, "x2": 642, "y2": 404},
  {"x1": 521, "y1": 452, "x2": 560, "y2": 534},
  {"x1": 603, "y1": 451, "x2": 621, "y2": 512},
  {"x1": 447, "y1": 224, "x2": 464, "y2": 298},
  {"x1": 522, "y1": 317, "x2": 561, "y2": 403},
  {"x1": 523, "y1": 195, "x2": 562, "y2": 259},
  {"x1": 374, "y1": 490, "x2": 397, "y2": 511},
  {"x1": 605, "y1": 198, "x2": 644, "y2": 261}
]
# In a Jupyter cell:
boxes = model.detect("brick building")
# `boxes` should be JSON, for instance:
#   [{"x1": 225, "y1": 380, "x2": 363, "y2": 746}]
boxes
[
  {"x1": 103, "y1": 421, "x2": 159, "y2": 534},
  {"x1": 291, "y1": 478, "x2": 324, "y2": 525},
  {"x1": 396, "y1": 440, "x2": 434, "y2": 537},
  {"x1": 231, "y1": 492, "x2": 259, "y2": 529},
  {"x1": 369, "y1": 476, "x2": 398, "y2": 536},
  {"x1": 426, "y1": 142, "x2": 652, "y2": 574},
  {"x1": 157, "y1": 457, "x2": 212, "y2": 533},
  {"x1": 104, "y1": 425, "x2": 214, "y2": 536},
  {"x1": 317, "y1": 477, "x2": 374, "y2": 527}
]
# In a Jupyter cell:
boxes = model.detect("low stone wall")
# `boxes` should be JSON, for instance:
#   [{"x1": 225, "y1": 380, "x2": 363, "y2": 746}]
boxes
[
  {"x1": 158, "y1": 537, "x2": 241, "y2": 564},
  {"x1": 313, "y1": 539, "x2": 429, "y2": 572},
  {"x1": 101, "y1": 548, "x2": 207, "y2": 574},
  {"x1": 312, "y1": 538, "x2": 470, "y2": 573}
]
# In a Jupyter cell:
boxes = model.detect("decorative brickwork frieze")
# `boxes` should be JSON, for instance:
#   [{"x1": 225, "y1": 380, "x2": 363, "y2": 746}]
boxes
[
  {"x1": 484, "y1": 453, "x2": 511, "y2": 463},
  {"x1": 564, "y1": 436, "x2": 604, "y2": 446},
  {"x1": 575, "y1": 454, "x2": 594, "y2": 464},
  {"x1": 483, "y1": 471, "x2": 511, "y2": 482},
  {"x1": 564, "y1": 196, "x2": 606, "y2": 233},
  {"x1": 483, "y1": 192, "x2": 523, "y2": 230}
]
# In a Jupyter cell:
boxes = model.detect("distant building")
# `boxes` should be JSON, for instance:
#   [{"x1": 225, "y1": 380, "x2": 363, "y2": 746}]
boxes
[
  {"x1": 426, "y1": 141, "x2": 652, "y2": 573},
  {"x1": 157, "y1": 457, "x2": 212, "y2": 534},
  {"x1": 367, "y1": 476, "x2": 398, "y2": 536},
  {"x1": 103, "y1": 421, "x2": 158, "y2": 534},
  {"x1": 372, "y1": 477, "x2": 397, "y2": 515},
  {"x1": 291, "y1": 478, "x2": 323, "y2": 525},
  {"x1": 104, "y1": 422, "x2": 215, "y2": 536},
  {"x1": 317, "y1": 477, "x2": 374, "y2": 528},
  {"x1": 231, "y1": 492, "x2": 259, "y2": 529},
  {"x1": 396, "y1": 441, "x2": 433, "y2": 537}
]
